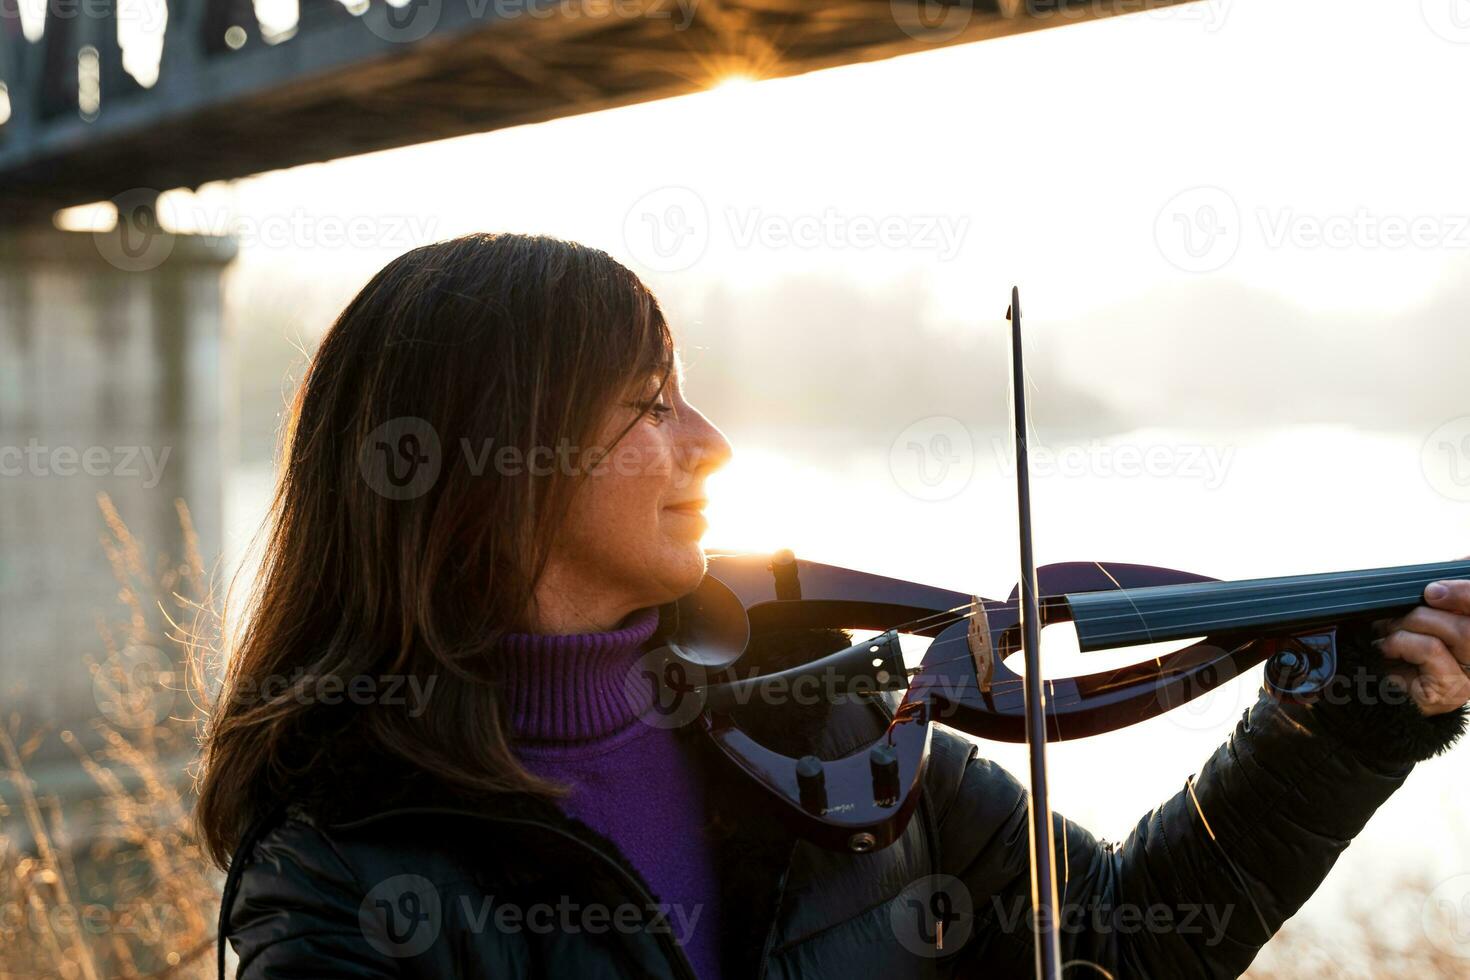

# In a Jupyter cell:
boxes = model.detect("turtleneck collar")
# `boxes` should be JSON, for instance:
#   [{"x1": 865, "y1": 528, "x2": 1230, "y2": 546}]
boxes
[{"x1": 497, "y1": 606, "x2": 662, "y2": 742}]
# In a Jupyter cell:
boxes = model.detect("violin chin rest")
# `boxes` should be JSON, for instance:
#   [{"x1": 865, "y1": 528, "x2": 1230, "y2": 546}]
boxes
[{"x1": 667, "y1": 573, "x2": 751, "y2": 669}]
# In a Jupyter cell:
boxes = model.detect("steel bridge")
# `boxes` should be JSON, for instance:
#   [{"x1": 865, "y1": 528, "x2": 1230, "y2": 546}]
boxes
[{"x1": 0, "y1": 0, "x2": 1197, "y2": 223}]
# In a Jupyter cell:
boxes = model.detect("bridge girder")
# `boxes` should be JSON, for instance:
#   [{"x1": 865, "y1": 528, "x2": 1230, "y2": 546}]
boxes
[{"x1": 0, "y1": 0, "x2": 1198, "y2": 223}]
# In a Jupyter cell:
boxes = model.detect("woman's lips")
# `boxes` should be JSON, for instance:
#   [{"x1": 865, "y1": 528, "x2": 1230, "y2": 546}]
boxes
[{"x1": 662, "y1": 500, "x2": 708, "y2": 530}]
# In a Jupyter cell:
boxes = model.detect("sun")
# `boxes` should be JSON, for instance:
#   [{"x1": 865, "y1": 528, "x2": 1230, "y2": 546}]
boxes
[{"x1": 711, "y1": 74, "x2": 758, "y2": 93}]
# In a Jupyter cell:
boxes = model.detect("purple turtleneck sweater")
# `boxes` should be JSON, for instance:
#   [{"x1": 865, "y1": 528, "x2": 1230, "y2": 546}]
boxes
[{"x1": 500, "y1": 608, "x2": 722, "y2": 979}]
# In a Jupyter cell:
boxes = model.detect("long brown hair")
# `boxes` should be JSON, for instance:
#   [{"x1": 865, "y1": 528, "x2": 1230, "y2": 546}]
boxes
[{"x1": 196, "y1": 233, "x2": 675, "y2": 868}]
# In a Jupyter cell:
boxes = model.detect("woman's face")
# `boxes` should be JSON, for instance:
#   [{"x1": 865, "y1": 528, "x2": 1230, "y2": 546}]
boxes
[{"x1": 532, "y1": 359, "x2": 733, "y2": 632}]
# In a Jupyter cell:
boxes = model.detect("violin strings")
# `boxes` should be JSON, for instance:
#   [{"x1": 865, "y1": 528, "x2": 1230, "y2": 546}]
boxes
[
  {"x1": 905, "y1": 630, "x2": 1262, "y2": 696},
  {"x1": 1072, "y1": 562, "x2": 1469, "y2": 643},
  {"x1": 884, "y1": 561, "x2": 1463, "y2": 681},
  {"x1": 1090, "y1": 560, "x2": 1162, "y2": 670},
  {"x1": 881, "y1": 599, "x2": 985, "y2": 636},
  {"x1": 908, "y1": 634, "x2": 1202, "y2": 686},
  {"x1": 882, "y1": 563, "x2": 1450, "y2": 644},
  {"x1": 882, "y1": 587, "x2": 1434, "y2": 687}
]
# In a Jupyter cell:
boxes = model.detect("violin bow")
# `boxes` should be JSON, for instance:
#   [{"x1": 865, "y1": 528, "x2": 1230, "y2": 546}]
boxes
[{"x1": 1007, "y1": 287, "x2": 1064, "y2": 980}]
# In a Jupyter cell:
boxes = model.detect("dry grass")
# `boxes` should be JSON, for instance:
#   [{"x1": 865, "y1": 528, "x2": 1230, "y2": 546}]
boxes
[
  {"x1": 1243, "y1": 870, "x2": 1470, "y2": 979},
  {"x1": 0, "y1": 494, "x2": 217, "y2": 979}
]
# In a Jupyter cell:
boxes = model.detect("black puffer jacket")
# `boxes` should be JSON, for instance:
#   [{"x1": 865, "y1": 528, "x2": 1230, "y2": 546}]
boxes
[{"x1": 220, "y1": 623, "x2": 1463, "y2": 979}]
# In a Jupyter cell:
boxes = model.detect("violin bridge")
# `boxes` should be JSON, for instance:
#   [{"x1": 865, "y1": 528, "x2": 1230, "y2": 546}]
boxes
[{"x1": 968, "y1": 597, "x2": 994, "y2": 694}]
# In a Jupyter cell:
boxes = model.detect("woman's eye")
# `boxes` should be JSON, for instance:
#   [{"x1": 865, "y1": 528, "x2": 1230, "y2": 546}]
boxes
[{"x1": 628, "y1": 400, "x2": 675, "y2": 422}]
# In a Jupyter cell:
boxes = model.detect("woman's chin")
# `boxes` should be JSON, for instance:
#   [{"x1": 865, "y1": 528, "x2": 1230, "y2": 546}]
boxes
[{"x1": 655, "y1": 540, "x2": 708, "y2": 598}]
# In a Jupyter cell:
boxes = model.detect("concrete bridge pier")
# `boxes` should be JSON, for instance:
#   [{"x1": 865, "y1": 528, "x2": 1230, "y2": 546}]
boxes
[{"x1": 0, "y1": 222, "x2": 235, "y2": 777}]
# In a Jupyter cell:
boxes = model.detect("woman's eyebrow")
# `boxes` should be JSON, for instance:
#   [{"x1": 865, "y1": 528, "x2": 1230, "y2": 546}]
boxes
[{"x1": 622, "y1": 374, "x2": 668, "y2": 403}]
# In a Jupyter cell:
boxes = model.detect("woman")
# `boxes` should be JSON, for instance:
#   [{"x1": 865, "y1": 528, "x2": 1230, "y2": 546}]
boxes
[{"x1": 202, "y1": 233, "x2": 1469, "y2": 979}]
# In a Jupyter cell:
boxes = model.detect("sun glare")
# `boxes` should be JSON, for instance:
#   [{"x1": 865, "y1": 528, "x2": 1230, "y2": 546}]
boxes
[{"x1": 712, "y1": 74, "x2": 757, "y2": 92}]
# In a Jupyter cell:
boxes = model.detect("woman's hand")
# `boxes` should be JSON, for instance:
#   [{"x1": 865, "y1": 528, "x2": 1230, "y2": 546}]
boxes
[{"x1": 1376, "y1": 569, "x2": 1470, "y2": 716}]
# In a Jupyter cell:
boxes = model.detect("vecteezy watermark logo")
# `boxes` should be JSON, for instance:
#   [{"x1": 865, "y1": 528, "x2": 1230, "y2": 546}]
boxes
[
  {"x1": 360, "y1": 875, "x2": 443, "y2": 958},
  {"x1": 626, "y1": 646, "x2": 709, "y2": 729},
  {"x1": 624, "y1": 190, "x2": 970, "y2": 272},
  {"x1": 1421, "y1": 416, "x2": 1470, "y2": 502},
  {"x1": 228, "y1": 670, "x2": 438, "y2": 715},
  {"x1": 990, "y1": 895, "x2": 1236, "y2": 945},
  {"x1": 1154, "y1": 186, "x2": 1240, "y2": 273},
  {"x1": 890, "y1": 874, "x2": 974, "y2": 956},
  {"x1": 1421, "y1": 0, "x2": 1470, "y2": 43},
  {"x1": 460, "y1": 895, "x2": 705, "y2": 940},
  {"x1": 1144, "y1": 0, "x2": 1232, "y2": 32},
  {"x1": 1422, "y1": 872, "x2": 1470, "y2": 959},
  {"x1": 197, "y1": 208, "x2": 439, "y2": 251},
  {"x1": 92, "y1": 645, "x2": 175, "y2": 729},
  {"x1": 1, "y1": 898, "x2": 189, "y2": 942},
  {"x1": 889, "y1": 416, "x2": 974, "y2": 502},
  {"x1": 891, "y1": 0, "x2": 974, "y2": 43},
  {"x1": 94, "y1": 188, "x2": 175, "y2": 273},
  {"x1": 1154, "y1": 645, "x2": 1250, "y2": 733},
  {"x1": 1257, "y1": 208, "x2": 1470, "y2": 250},
  {"x1": 623, "y1": 186, "x2": 710, "y2": 273},
  {"x1": 724, "y1": 208, "x2": 968, "y2": 260},
  {"x1": 359, "y1": 417, "x2": 442, "y2": 500},
  {"x1": 1159, "y1": 197, "x2": 1470, "y2": 268},
  {"x1": 26, "y1": 0, "x2": 171, "y2": 33},
  {"x1": 1028, "y1": 0, "x2": 1232, "y2": 33},
  {"x1": 989, "y1": 438, "x2": 1235, "y2": 490},
  {"x1": 0, "y1": 440, "x2": 172, "y2": 487},
  {"x1": 364, "y1": 0, "x2": 442, "y2": 42}
]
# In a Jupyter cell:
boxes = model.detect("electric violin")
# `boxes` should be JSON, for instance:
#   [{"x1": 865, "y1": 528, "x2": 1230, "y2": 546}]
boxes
[
  {"x1": 642, "y1": 289, "x2": 1467, "y2": 979},
  {"x1": 660, "y1": 550, "x2": 1470, "y2": 841}
]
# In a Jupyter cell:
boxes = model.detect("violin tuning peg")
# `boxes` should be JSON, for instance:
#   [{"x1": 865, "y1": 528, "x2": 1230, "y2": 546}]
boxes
[{"x1": 1264, "y1": 633, "x2": 1337, "y2": 704}]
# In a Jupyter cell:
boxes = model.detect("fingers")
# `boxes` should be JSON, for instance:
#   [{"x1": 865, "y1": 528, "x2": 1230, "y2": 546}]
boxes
[
  {"x1": 1378, "y1": 626, "x2": 1453, "y2": 668},
  {"x1": 1378, "y1": 627, "x2": 1470, "y2": 716},
  {"x1": 1359, "y1": 576, "x2": 1470, "y2": 716},
  {"x1": 1383, "y1": 605, "x2": 1470, "y2": 659},
  {"x1": 1423, "y1": 578, "x2": 1470, "y2": 615}
]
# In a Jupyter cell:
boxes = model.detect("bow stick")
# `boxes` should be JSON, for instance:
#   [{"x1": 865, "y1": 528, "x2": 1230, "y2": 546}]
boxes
[{"x1": 1008, "y1": 288, "x2": 1064, "y2": 980}]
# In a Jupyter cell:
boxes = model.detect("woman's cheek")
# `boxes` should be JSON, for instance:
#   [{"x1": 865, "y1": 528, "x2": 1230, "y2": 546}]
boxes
[{"x1": 624, "y1": 426, "x2": 673, "y2": 480}]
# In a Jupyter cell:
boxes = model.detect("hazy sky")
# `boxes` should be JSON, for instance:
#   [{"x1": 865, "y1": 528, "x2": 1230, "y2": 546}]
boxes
[{"x1": 119, "y1": 0, "x2": 1470, "y2": 330}]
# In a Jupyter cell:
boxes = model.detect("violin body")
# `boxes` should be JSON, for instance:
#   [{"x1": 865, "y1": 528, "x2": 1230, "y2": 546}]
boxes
[{"x1": 651, "y1": 549, "x2": 1470, "y2": 854}]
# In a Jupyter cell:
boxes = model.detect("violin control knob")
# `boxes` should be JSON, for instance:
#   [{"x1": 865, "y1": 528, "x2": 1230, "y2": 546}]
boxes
[
  {"x1": 770, "y1": 549, "x2": 801, "y2": 600},
  {"x1": 870, "y1": 743, "x2": 899, "y2": 808},
  {"x1": 796, "y1": 755, "x2": 826, "y2": 814}
]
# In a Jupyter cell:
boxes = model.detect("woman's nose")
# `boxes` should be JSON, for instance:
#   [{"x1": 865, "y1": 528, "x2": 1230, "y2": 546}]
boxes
[{"x1": 681, "y1": 407, "x2": 733, "y2": 477}]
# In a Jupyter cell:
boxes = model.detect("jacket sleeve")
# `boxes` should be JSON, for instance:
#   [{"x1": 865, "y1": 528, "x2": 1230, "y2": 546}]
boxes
[
  {"x1": 226, "y1": 817, "x2": 400, "y2": 979},
  {"x1": 935, "y1": 622, "x2": 1466, "y2": 979}
]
